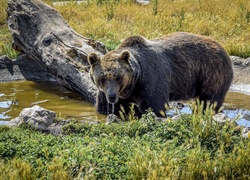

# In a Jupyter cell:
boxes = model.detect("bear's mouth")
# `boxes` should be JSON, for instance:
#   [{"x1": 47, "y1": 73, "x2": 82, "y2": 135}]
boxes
[
  {"x1": 104, "y1": 80, "x2": 119, "y2": 104},
  {"x1": 106, "y1": 93, "x2": 118, "y2": 104}
]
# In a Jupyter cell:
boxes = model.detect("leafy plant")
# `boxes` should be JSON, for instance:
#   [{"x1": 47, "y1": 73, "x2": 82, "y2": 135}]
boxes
[{"x1": 1, "y1": 105, "x2": 249, "y2": 179}]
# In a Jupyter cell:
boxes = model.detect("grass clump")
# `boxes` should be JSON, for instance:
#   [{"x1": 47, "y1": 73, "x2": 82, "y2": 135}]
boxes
[
  {"x1": 1, "y1": 0, "x2": 250, "y2": 57},
  {"x1": 49, "y1": 0, "x2": 250, "y2": 57},
  {"x1": 0, "y1": 0, "x2": 19, "y2": 59},
  {"x1": 0, "y1": 106, "x2": 249, "y2": 179}
]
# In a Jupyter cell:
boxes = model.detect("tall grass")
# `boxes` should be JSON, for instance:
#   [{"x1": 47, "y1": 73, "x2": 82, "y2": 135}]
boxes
[
  {"x1": 1, "y1": 0, "x2": 250, "y2": 57},
  {"x1": 0, "y1": 106, "x2": 249, "y2": 179},
  {"x1": 0, "y1": 0, "x2": 19, "y2": 59},
  {"x1": 49, "y1": 0, "x2": 250, "y2": 57}
]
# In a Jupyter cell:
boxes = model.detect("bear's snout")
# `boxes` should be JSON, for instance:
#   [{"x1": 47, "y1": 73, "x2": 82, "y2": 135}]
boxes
[
  {"x1": 105, "y1": 80, "x2": 119, "y2": 104},
  {"x1": 107, "y1": 93, "x2": 117, "y2": 104}
]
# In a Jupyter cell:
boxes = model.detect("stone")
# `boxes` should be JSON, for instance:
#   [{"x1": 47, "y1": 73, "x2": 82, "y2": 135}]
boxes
[
  {"x1": 242, "y1": 127, "x2": 250, "y2": 139},
  {"x1": 9, "y1": 105, "x2": 56, "y2": 130},
  {"x1": 136, "y1": 0, "x2": 150, "y2": 5},
  {"x1": 213, "y1": 112, "x2": 237, "y2": 125},
  {"x1": 106, "y1": 114, "x2": 122, "y2": 124}
]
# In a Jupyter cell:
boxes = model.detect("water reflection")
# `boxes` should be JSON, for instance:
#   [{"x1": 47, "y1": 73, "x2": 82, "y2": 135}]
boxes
[
  {"x1": 223, "y1": 109, "x2": 250, "y2": 127},
  {"x1": 0, "y1": 81, "x2": 106, "y2": 122},
  {"x1": 166, "y1": 105, "x2": 250, "y2": 127},
  {"x1": 0, "y1": 81, "x2": 250, "y2": 127}
]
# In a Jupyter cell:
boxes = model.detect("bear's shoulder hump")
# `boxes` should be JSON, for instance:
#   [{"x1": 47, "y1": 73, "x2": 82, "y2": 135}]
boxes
[{"x1": 120, "y1": 36, "x2": 147, "y2": 48}]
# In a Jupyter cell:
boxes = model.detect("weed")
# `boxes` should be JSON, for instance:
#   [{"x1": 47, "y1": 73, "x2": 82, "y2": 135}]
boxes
[
  {"x1": 152, "y1": 0, "x2": 158, "y2": 16},
  {"x1": 1, "y1": 0, "x2": 250, "y2": 57},
  {"x1": 1, "y1": 105, "x2": 249, "y2": 179},
  {"x1": 119, "y1": 103, "x2": 138, "y2": 121}
]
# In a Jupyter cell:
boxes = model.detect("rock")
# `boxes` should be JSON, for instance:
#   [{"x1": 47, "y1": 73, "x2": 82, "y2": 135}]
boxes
[
  {"x1": 242, "y1": 127, "x2": 250, "y2": 139},
  {"x1": 230, "y1": 56, "x2": 250, "y2": 84},
  {"x1": 171, "y1": 114, "x2": 182, "y2": 121},
  {"x1": 9, "y1": 105, "x2": 56, "y2": 130},
  {"x1": 106, "y1": 114, "x2": 122, "y2": 124},
  {"x1": 136, "y1": 0, "x2": 150, "y2": 5},
  {"x1": 213, "y1": 112, "x2": 248, "y2": 127},
  {"x1": 47, "y1": 120, "x2": 70, "y2": 136},
  {"x1": 213, "y1": 113, "x2": 234, "y2": 125},
  {"x1": 0, "y1": 54, "x2": 55, "y2": 82}
]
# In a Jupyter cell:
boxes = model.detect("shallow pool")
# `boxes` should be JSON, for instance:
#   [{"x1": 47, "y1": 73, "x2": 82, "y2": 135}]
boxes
[
  {"x1": 0, "y1": 81, "x2": 249, "y2": 127},
  {"x1": 0, "y1": 81, "x2": 106, "y2": 123}
]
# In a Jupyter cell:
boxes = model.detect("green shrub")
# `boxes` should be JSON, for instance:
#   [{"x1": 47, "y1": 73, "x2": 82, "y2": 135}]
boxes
[{"x1": 0, "y1": 106, "x2": 249, "y2": 179}]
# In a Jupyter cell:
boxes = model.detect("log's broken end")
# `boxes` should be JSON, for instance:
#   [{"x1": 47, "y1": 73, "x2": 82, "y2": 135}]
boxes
[{"x1": 6, "y1": 0, "x2": 108, "y2": 104}]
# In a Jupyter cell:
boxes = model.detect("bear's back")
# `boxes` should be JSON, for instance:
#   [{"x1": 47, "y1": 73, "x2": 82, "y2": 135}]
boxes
[{"x1": 119, "y1": 36, "x2": 149, "y2": 49}]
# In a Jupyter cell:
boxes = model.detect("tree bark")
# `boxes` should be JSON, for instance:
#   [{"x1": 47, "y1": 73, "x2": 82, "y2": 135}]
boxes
[{"x1": 7, "y1": 0, "x2": 107, "y2": 103}]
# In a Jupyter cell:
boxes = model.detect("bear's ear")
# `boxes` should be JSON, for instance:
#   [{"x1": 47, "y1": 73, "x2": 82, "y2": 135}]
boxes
[
  {"x1": 88, "y1": 53, "x2": 100, "y2": 66},
  {"x1": 119, "y1": 50, "x2": 130, "y2": 63}
]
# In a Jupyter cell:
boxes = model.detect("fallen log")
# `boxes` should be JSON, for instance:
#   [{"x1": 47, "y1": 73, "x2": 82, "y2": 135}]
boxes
[{"x1": 7, "y1": 0, "x2": 107, "y2": 103}]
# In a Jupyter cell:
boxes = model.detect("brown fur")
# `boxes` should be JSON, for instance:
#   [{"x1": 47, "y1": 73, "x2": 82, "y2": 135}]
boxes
[{"x1": 88, "y1": 32, "x2": 233, "y2": 117}]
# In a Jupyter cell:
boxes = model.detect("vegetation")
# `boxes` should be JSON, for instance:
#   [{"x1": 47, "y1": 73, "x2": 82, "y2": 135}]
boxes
[
  {"x1": 0, "y1": 0, "x2": 250, "y2": 179},
  {"x1": 0, "y1": 105, "x2": 250, "y2": 179},
  {"x1": 0, "y1": 0, "x2": 250, "y2": 58},
  {"x1": 49, "y1": 0, "x2": 250, "y2": 57},
  {"x1": 0, "y1": 0, "x2": 19, "y2": 59}
]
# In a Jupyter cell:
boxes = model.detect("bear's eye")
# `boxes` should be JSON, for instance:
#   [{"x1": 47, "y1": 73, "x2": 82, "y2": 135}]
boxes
[
  {"x1": 99, "y1": 76, "x2": 106, "y2": 86},
  {"x1": 115, "y1": 76, "x2": 122, "y2": 82}
]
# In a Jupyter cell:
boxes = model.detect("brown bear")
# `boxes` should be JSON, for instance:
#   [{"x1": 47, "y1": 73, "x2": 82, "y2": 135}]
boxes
[{"x1": 88, "y1": 32, "x2": 233, "y2": 117}]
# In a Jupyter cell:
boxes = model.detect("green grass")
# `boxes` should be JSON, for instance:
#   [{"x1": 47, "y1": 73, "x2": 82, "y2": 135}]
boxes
[
  {"x1": 0, "y1": 107, "x2": 250, "y2": 179},
  {"x1": 50, "y1": 0, "x2": 250, "y2": 56},
  {"x1": 0, "y1": 0, "x2": 19, "y2": 59},
  {"x1": 0, "y1": 0, "x2": 250, "y2": 57},
  {"x1": 0, "y1": 1, "x2": 250, "y2": 178}
]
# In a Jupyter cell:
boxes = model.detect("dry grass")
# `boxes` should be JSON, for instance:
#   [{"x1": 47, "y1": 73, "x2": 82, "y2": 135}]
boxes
[
  {"x1": 1, "y1": 0, "x2": 250, "y2": 57},
  {"x1": 49, "y1": 0, "x2": 250, "y2": 57}
]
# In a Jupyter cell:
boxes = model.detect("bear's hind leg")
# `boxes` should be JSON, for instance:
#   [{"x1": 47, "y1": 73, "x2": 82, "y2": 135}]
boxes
[{"x1": 198, "y1": 92, "x2": 225, "y2": 113}]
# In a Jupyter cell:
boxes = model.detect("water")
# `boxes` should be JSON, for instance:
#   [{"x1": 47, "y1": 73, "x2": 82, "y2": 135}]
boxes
[
  {"x1": 166, "y1": 92, "x2": 250, "y2": 127},
  {"x1": 224, "y1": 92, "x2": 250, "y2": 127},
  {"x1": 0, "y1": 81, "x2": 250, "y2": 127},
  {"x1": 0, "y1": 81, "x2": 106, "y2": 122},
  {"x1": 112, "y1": 103, "x2": 115, "y2": 114}
]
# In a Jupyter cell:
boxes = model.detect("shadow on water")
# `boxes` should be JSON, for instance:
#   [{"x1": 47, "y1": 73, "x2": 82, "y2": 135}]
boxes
[
  {"x1": 166, "y1": 92, "x2": 250, "y2": 127},
  {"x1": 0, "y1": 81, "x2": 250, "y2": 127},
  {"x1": 0, "y1": 81, "x2": 106, "y2": 124}
]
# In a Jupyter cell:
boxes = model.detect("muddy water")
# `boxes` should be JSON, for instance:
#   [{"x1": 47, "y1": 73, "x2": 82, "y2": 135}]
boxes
[
  {"x1": 0, "y1": 81, "x2": 250, "y2": 127},
  {"x1": 224, "y1": 92, "x2": 250, "y2": 127},
  {"x1": 0, "y1": 81, "x2": 106, "y2": 123}
]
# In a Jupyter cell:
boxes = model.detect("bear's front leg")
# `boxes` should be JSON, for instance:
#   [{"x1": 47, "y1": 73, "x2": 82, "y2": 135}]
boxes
[
  {"x1": 96, "y1": 90, "x2": 110, "y2": 114},
  {"x1": 139, "y1": 100, "x2": 166, "y2": 117},
  {"x1": 96, "y1": 91, "x2": 123, "y2": 115}
]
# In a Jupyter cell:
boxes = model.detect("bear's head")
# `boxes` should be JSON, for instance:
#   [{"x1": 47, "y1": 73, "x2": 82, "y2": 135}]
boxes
[{"x1": 88, "y1": 50, "x2": 138, "y2": 104}]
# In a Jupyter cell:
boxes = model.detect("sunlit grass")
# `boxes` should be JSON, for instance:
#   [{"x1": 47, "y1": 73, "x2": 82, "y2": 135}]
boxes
[
  {"x1": 0, "y1": 105, "x2": 249, "y2": 179},
  {"x1": 0, "y1": 0, "x2": 250, "y2": 57},
  {"x1": 49, "y1": 0, "x2": 250, "y2": 56},
  {"x1": 1, "y1": 1, "x2": 249, "y2": 179},
  {"x1": 0, "y1": 0, "x2": 19, "y2": 59}
]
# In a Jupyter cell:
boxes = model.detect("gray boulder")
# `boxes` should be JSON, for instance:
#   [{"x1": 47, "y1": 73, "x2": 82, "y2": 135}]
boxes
[{"x1": 9, "y1": 105, "x2": 56, "y2": 130}]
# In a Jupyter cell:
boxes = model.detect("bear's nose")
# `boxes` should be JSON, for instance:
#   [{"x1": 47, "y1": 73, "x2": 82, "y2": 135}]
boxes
[{"x1": 108, "y1": 93, "x2": 117, "y2": 104}]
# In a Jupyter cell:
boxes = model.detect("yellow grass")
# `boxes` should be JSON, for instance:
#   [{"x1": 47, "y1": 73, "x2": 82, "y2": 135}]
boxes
[
  {"x1": 1, "y1": 0, "x2": 250, "y2": 57},
  {"x1": 50, "y1": 0, "x2": 250, "y2": 57}
]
